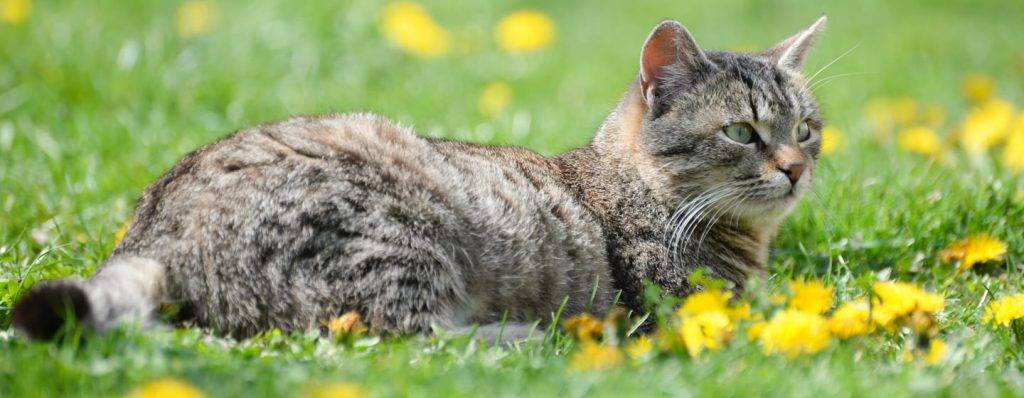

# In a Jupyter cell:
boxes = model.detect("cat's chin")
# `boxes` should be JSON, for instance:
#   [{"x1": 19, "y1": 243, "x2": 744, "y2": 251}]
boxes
[{"x1": 729, "y1": 191, "x2": 804, "y2": 223}]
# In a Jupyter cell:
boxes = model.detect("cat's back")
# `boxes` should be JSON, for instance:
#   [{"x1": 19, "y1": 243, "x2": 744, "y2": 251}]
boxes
[{"x1": 116, "y1": 113, "x2": 612, "y2": 335}]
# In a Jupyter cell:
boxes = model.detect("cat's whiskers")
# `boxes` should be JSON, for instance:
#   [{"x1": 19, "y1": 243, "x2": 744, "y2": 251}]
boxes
[
  {"x1": 666, "y1": 185, "x2": 735, "y2": 266},
  {"x1": 806, "y1": 42, "x2": 861, "y2": 87},
  {"x1": 679, "y1": 179, "x2": 760, "y2": 256},
  {"x1": 808, "y1": 72, "x2": 872, "y2": 91},
  {"x1": 669, "y1": 180, "x2": 758, "y2": 265},
  {"x1": 695, "y1": 188, "x2": 752, "y2": 252}
]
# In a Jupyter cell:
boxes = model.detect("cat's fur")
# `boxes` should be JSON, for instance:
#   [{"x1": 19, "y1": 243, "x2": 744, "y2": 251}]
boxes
[{"x1": 12, "y1": 17, "x2": 827, "y2": 340}]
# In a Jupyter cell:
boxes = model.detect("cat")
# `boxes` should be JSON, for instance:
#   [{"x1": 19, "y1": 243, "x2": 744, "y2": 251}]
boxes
[{"x1": 12, "y1": 16, "x2": 827, "y2": 342}]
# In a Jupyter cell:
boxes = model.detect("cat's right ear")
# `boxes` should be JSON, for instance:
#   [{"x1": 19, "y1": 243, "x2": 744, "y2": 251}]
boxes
[{"x1": 639, "y1": 21, "x2": 708, "y2": 107}]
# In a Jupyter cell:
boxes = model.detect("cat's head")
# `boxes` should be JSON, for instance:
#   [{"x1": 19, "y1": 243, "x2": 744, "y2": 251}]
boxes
[{"x1": 635, "y1": 17, "x2": 827, "y2": 222}]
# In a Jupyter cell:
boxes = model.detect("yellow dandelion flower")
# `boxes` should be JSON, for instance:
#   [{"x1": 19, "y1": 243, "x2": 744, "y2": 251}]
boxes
[
  {"x1": 758, "y1": 310, "x2": 831, "y2": 358},
  {"x1": 897, "y1": 126, "x2": 944, "y2": 158},
  {"x1": 563, "y1": 314, "x2": 603, "y2": 341},
  {"x1": 821, "y1": 126, "x2": 842, "y2": 156},
  {"x1": 478, "y1": 81, "x2": 512, "y2": 117},
  {"x1": 939, "y1": 234, "x2": 1007, "y2": 271},
  {"x1": 727, "y1": 300, "x2": 752, "y2": 321},
  {"x1": 746, "y1": 320, "x2": 767, "y2": 341},
  {"x1": 960, "y1": 99, "x2": 1015, "y2": 153},
  {"x1": 625, "y1": 335, "x2": 654, "y2": 361},
  {"x1": 305, "y1": 382, "x2": 366, "y2": 398},
  {"x1": 827, "y1": 300, "x2": 873, "y2": 339},
  {"x1": 788, "y1": 280, "x2": 833, "y2": 314},
  {"x1": 678, "y1": 289, "x2": 731, "y2": 318},
  {"x1": 962, "y1": 74, "x2": 995, "y2": 104},
  {"x1": 1, "y1": 0, "x2": 30, "y2": 25},
  {"x1": 924, "y1": 339, "x2": 948, "y2": 365},
  {"x1": 380, "y1": 2, "x2": 450, "y2": 58},
  {"x1": 126, "y1": 378, "x2": 205, "y2": 398},
  {"x1": 324, "y1": 311, "x2": 367, "y2": 336},
  {"x1": 678, "y1": 311, "x2": 733, "y2": 357},
  {"x1": 871, "y1": 281, "x2": 944, "y2": 327},
  {"x1": 1001, "y1": 115, "x2": 1024, "y2": 174},
  {"x1": 175, "y1": 1, "x2": 218, "y2": 39},
  {"x1": 495, "y1": 10, "x2": 555, "y2": 53},
  {"x1": 568, "y1": 341, "x2": 622, "y2": 371},
  {"x1": 982, "y1": 293, "x2": 1024, "y2": 327}
]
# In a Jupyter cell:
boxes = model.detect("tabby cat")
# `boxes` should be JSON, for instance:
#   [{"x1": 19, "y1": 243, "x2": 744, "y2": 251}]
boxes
[{"x1": 13, "y1": 17, "x2": 828, "y2": 341}]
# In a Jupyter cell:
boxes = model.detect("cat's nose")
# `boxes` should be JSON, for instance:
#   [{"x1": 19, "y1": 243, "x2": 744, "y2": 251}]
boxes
[{"x1": 779, "y1": 163, "x2": 805, "y2": 185}]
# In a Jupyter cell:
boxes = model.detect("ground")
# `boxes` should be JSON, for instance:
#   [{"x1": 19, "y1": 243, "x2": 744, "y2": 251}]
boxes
[{"x1": 1, "y1": 0, "x2": 1024, "y2": 396}]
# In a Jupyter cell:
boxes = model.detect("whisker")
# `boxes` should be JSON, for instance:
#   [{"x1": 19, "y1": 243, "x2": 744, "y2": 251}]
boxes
[
  {"x1": 808, "y1": 72, "x2": 873, "y2": 91},
  {"x1": 806, "y1": 42, "x2": 861, "y2": 86}
]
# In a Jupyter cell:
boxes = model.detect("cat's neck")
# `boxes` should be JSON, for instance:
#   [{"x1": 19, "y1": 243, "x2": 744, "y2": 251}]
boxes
[{"x1": 555, "y1": 82, "x2": 774, "y2": 294}]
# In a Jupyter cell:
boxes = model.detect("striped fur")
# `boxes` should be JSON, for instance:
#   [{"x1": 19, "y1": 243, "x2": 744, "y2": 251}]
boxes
[{"x1": 12, "y1": 18, "x2": 827, "y2": 340}]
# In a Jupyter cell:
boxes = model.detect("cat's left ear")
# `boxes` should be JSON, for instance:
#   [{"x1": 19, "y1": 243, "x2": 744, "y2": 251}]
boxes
[{"x1": 763, "y1": 16, "x2": 827, "y2": 71}]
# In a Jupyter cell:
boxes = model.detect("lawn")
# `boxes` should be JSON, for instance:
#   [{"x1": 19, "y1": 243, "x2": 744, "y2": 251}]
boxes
[{"x1": 2, "y1": 0, "x2": 1024, "y2": 396}]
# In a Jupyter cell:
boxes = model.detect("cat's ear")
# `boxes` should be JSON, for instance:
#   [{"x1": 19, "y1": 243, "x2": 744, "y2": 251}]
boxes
[
  {"x1": 639, "y1": 20, "x2": 708, "y2": 106},
  {"x1": 763, "y1": 16, "x2": 827, "y2": 71}
]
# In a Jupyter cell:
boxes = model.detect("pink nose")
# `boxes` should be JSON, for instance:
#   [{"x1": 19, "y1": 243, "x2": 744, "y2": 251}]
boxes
[{"x1": 779, "y1": 163, "x2": 805, "y2": 185}]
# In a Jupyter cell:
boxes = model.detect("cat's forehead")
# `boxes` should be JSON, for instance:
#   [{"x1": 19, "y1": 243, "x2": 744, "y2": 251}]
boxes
[{"x1": 699, "y1": 51, "x2": 817, "y2": 119}]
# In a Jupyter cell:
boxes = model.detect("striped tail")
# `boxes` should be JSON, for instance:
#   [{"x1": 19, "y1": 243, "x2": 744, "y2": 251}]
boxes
[{"x1": 11, "y1": 256, "x2": 165, "y2": 340}]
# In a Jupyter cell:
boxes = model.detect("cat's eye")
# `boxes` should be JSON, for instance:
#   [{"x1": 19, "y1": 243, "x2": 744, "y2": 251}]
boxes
[
  {"x1": 723, "y1": 122, "x2": 757, "y2": 144},
  {"x1": 797, "y1": 121, "x2": 812, "y2": 142}
]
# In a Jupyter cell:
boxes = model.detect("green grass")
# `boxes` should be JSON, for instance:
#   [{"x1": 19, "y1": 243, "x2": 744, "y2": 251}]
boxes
[{"x1": 2, "y1": 0, "x2": 1024, "y2": 396}]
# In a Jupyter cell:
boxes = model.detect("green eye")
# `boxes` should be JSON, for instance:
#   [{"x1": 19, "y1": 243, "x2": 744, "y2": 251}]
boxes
[
  {"x1": 797, "y1": 121, "x2": 812, "y2": 142},
  {"x1": 723, "y1": 122, "x2": 756, "y2": 144}
]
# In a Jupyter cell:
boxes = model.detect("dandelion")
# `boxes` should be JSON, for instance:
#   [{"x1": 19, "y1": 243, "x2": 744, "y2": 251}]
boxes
[
  {"x1": 821, "y1": 126, "x2": 842, "y2": 155},
  {"x1": 380, "y1": 2, "x2": 450, "y2": 58},
  {"x1": 126, "y1": 378, "x2": 205, "y2": 398},
  {"x1": 1001, "y1": 115, "x2": 1024, "y2": 174},
  {"x1": 175, "y1": 1, "x2": 218, "y2": 39},
  {"x1": 962, "y1": 74, "x2": 995, "y2": 104},
  {"x1": 871, "y1": 281, "x2": 944, "y2": 328},
  {"x1": 324, "y1": 311, "x2": 366, "y2": 336},
  {"x1": 495, "y1": 10, "x2": 555, "y2": 53},
  {"x1": 827, "y1": 300, "x2": 873, "y2": 339},
  {"x1": 758, "y1": 310, "x2": 831, "y2": 358},
  {"x1": 478, "y1": 82, "x2": 512, "y2": 117},
  {"x1": 568, "y1": 341, "x2": 622, "y2": 371},
  {"x1": 864, "y1": 97, "x2": 920, "y2": 139},
  {"x1": 788, "y1": 280, "x2": 833, "y2": 314},
  {"x1": 678, "y1": 311, "x2": 732, "y2": 357},
  {"x1": 625, "y1": 335, "x2": 654, "y2": 361},
  {"x1": 897, "y1": 126, "x2": 944, "y2": 158},
  {"x1": 982, "y1": 293, "x2": 1024, "y2": 327},
  {"x1": 727, "y1": 300, "x2": 752, "y2": 321},
  {"x1": 939, "y1": 234, "x2": 1007, "y2": 271},
  {"x1": 746, "y1": 320, "x2": 766, "y2": 341},
  {"x1": 0, "y1": 0, "x2": 30, "y2": 25},
  {"x1": 305, "y1": 382, "x2": 366, "y2": 398},
  {"x1": 678, "y1": 289, "x2": 731, "y2": 316},
  {"x1": 924, "y1": 339, "x2": 948, "y2": 365},
  {"x1": 960, "y1": 99, "x2": 1014, "y2": 153},
  {"x1": 563, "y1": 314, "x2": 603, "y2": 341}
]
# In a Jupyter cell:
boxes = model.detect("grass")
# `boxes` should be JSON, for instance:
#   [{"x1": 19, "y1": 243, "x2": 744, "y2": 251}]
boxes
[{"x1": 2, "y1": 0, "x2": 1024, "y2": 396}]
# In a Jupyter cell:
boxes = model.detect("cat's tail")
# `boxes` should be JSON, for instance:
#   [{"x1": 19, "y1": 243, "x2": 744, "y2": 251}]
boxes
[{"x1": 11, "y1": 256, "x2": 165, "y2": 340}]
